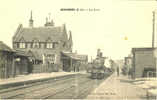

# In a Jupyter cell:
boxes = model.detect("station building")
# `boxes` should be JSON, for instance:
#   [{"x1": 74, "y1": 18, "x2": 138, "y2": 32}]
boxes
[{"x1": 12, "y1": 11, "x2": 73, "y2": 72}]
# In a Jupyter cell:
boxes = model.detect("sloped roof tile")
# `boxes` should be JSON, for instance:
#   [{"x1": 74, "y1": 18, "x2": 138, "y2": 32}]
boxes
[
  {"x1": 14, "y1": 26, "x2": 67, "y2": 42},
  {"x1": 14, "y1": 50, "x2": 30, "y2": 57}
]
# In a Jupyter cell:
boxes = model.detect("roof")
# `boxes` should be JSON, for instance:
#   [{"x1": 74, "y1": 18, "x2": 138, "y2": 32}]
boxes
[
  {"x1": 76, "y1": 55, "x2": 88, "y2": 61},
  {"x1": 125, "y1": 57, "x2": 132, "y2": 59},
  {"x1": 132, "y1": 47, "x2": 156, "y2": 52},
  {"x1": 26, "y1": 49, "x2": 58, "y2": 61},
  {"x1": 26, "y1": 50, "x2": 42, "y2": 60},
  {"x1": 61, "y1": 51, "x2": 88, "y2": 61},
  {"x1": 13, "y1": 25, "x2": 68, "y2": 42},
  {"x1": 0, "y1": 41, "x2": 13, "y2": 52},
  {"x1": 14, "y1": 50, "x2": 30, "y2": 57},
  {"x1": 61, "y1": 51, "x2": 80, "y2": 60}
]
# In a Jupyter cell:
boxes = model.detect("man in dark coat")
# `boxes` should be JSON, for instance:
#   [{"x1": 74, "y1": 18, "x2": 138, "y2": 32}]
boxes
[{"x1": 117, "y1": 66, "x2": 119, "y2": 76}]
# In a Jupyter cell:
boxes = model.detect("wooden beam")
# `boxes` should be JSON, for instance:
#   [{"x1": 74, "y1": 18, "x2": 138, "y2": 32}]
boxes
[
  {"x1": 12, "y1": 57, "x2": 15, "y2": 78},
  {"x1": 4, "y1": 53, "x2": 7, "y2": 78},
  {"x1": 61, "y1": 56, "x2": 71, "y2": 59}
]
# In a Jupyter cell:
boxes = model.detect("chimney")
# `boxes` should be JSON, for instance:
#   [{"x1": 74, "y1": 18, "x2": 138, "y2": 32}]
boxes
[{"x1": 29, "y1": 11, "x2": 34, "y2": 27}]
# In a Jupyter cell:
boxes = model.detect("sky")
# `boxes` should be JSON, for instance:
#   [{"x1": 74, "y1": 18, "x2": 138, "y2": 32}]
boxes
[{"x1": 0, "y1": 0, "x2": 157, "y2": 61}]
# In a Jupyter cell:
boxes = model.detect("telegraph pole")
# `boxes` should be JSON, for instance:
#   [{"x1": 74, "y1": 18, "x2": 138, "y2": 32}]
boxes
[
  {"x1": 152, "y1": 11, "x2": 155, "y2": 48},
  {"x1": 153, "y1": 11, "x2": 157, "y2": 78}
]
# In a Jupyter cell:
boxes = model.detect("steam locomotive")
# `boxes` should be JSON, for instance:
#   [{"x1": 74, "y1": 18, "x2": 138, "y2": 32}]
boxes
[{"x1": 90, "y1": 57, "x2": 106, "y2": 79}]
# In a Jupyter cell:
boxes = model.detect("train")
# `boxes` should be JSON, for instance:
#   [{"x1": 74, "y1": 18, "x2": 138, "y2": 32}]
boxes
[
  {"x1": 86, "y1": 49, "x2": 113, "y2": 79},
  {"x1": 90, "y1": 57, "x2": 106, "y2": 79}
]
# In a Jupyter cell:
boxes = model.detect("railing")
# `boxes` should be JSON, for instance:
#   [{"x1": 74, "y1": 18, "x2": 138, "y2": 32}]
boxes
[
  {"x1": 147, "y1": 71, "x2": 157, "y2": 80},
  {"x1": 146, "y1": 71, "x2": 157, "y2": 100}
]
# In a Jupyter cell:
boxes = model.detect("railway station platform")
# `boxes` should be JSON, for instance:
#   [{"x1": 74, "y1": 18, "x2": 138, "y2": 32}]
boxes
[
  {"x1": 86, "y1": 73, "x2": 147, "y2": 100},
  {"x1": 0, "y1": 71, "x2": 86, "y2": 86}
]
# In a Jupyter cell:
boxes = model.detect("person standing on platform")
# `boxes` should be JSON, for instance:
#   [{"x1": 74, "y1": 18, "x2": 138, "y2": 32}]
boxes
[{"x1": 117, "y1": 66, "x2": 119, "y2": 76}]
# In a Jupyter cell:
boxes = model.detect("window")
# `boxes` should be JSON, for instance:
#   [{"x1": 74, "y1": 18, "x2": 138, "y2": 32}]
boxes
[
  {"x1": 19, "y1": 43, "x2": 25, "y2": 48},
  {"x1": 46, "y1": 43, "x2": 53, "y2": 48},
  {"x1": 53, "y1": 42, "x2": 58, "y2": 48},
  {"x1": 33, "y1": 42, "x2": 39, "y2": 48},
  {"x1": 45, "y1": 54, "x2": 56, "y2": 64},
  {"x1": 15, "y1": 58, "x2": 20, "y2": 61}
]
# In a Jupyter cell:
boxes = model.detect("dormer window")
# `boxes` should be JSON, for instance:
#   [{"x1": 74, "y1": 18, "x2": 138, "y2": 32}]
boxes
[
  {"x1": 47, "y1": 43, "x2": 53, "y2": 48},
  {"x1": 33, "y1": 42, "x2": 39, "y2": 48},
  {"x1": 19, "y1": 42, "x2": 25, "y2": 48}
]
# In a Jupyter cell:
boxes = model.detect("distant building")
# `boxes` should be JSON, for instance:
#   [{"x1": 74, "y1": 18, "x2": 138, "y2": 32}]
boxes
[
  {"x1": 132, "y1": 48, "x2": 157, "y2": 79},
  {"x1": 12, "y1": 11, "x2": 73, "y2": 72},
  {"x1": 124, "y1": 57, "x2": 132, "y2": 67},
  {"x1": 115, "y1": 59, "x2": 123, "y2": 68},
  {"x1": 61, "y1": 52, "x2": 88, "y2": 72},
  {"x1": 121, "y1": 57, "x2": 132, "y2": 76},
  {"x1": 124, "y1": 57, "x2": 132, "y2": 68},
  {"x1": 74, "y1": 54, "x2": 88, "y2": 71}
]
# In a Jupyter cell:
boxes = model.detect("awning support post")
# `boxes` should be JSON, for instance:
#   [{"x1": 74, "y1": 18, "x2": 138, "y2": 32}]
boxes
[{"x1": 70, "y1": 58, "x2": 72, "y2": 72}]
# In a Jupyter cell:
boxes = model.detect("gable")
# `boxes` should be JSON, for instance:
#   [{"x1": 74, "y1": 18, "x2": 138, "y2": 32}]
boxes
[
  {"x1": 13, "y1": 24, "x2": 23, "y2": 42},
  {"x1": 19, "y1": 37, "x2": 26, "y2": 42}
]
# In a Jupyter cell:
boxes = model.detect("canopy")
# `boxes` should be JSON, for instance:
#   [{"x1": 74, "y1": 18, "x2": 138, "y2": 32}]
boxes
[{"x1": 61, "y1": 51, "x2": 88, "y2": 61}]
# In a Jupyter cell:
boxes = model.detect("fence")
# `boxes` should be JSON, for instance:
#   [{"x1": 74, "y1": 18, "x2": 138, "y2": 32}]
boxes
[
  {"x1": 147, "y1": 71, "x2": 157, "y2": 80},
  {"x1": 32, "y1": 64, "x2": 59, "y2": 73}
]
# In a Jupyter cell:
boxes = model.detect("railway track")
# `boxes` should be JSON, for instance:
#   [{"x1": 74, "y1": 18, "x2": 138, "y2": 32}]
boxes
[
  {"x1": 0, "y1": 74, "x2": 84, "y2": 99},
  {"x1": 43, "y1": 76, "x2": 93, "y2": 99},
  {"x1": 18, "y1": 75, "x2": 91, "y2": 99},
  {"x1": 0, "y1": 73, "x2": 110, "y2": 99},
  {"x1": 0, "y1": 74, "x2": 75, "y2": 94},
  {"x1": 44, "y1": 76, "x2": 107, "y2": 99}
]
